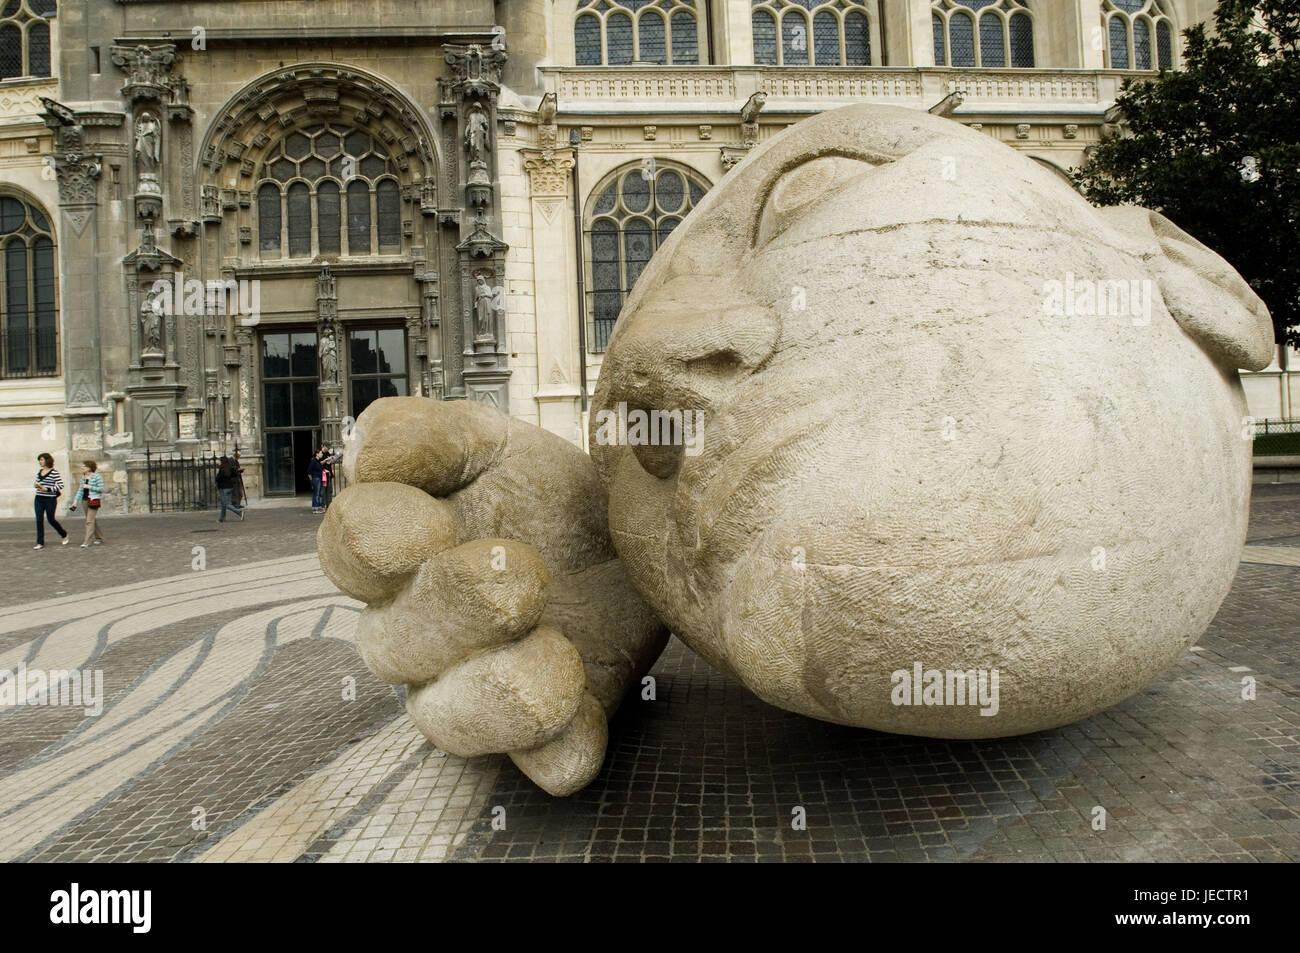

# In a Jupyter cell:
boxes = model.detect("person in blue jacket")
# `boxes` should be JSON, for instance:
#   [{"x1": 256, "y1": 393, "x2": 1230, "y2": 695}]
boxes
[{"x1": 68, "y1": 460, "x2": 106, "y2": 548}]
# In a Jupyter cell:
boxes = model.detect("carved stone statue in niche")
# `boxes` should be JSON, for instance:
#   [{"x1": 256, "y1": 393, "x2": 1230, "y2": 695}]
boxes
[
  {"x1": 465, "y1": 104, "x2": 490, "y2": 168},
  {"x1": 140, "y1": 288, "x2": 164, "y2": 355},
  {"x1": 135, "y1": 113, "x2": 161, "y2": 170},
  {"x1": 472, "y1": 273, "x2": 503, "y2": 343},
  {"x1": 319, "y1": 332, "x2": 339, "y2": 385}
]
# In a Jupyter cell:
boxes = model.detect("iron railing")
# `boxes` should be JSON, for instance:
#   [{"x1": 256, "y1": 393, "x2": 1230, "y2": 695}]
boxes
[{"x1": 144, "y1": 446, "x2": 227, "y2": 512}]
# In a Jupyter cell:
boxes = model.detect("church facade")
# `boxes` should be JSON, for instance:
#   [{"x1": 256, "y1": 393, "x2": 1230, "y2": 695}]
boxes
[{"x1": 0, "y1": 0, "x2": 1291, "y2": 516}]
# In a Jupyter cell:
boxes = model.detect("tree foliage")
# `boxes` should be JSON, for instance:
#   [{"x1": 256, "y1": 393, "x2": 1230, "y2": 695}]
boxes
[{"x1": 1074, "y1": 0, "x2": 1300, "y2": 347}]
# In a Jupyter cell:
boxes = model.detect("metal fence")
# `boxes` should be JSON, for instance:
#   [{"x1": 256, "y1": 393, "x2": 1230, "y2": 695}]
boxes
[
  {"x1": 1253, "y1": 418, "x2": 1300, "y2": 435},
  {"x1": 1253, "y1": 418, "x2": 1300, "y2": 456},
  {"x1": 144, "y1": 446, "x2": 227, "y2": 512}
]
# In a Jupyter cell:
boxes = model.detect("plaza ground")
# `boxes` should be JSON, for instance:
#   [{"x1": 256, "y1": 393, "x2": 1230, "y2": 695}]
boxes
[{"x1": 0, "y1": 488, "x2": 1297, "y2": 862}]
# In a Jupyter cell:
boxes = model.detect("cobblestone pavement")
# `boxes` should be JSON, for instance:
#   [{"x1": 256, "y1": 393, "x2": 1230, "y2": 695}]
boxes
[
  {"x1": 0, "y1": 488, "x2": 1297, "y2": 862},
  {"x1": 0, "y1": 499, "x2": 322, "y2": 605}
]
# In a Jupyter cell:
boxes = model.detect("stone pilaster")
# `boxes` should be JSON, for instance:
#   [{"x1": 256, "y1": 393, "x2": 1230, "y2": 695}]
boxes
[{"x1": 521, "y1": 146, "x2": 582, "y2": 445}]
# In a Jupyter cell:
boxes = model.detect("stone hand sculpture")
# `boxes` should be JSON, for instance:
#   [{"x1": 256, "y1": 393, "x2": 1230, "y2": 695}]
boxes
[
  {"x1": 318, "y1": 104, "x2": 1274, "y2": 795},
  {"x1": 318, "y1": 399, "x2": 668, "y2": 795}
]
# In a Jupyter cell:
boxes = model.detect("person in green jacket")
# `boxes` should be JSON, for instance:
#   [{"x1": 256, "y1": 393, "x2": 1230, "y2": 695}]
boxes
[{"x1": 68, "y1": 460, "x2": 106, "y2": 548}]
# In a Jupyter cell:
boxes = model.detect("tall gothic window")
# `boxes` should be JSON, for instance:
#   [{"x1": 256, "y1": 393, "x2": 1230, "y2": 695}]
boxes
[
  {"x1": 1103, "y1": 0, "x2": 1176, "y2": 70},
  {"x1": 574, "y1": 0, "x2": 702, "y2": 65},
  {"x1": 256, "y1": 124, "x2": 403, "y2": 261},
  {"x1": 0, "y1": 195, "x2": 57, "y2": 378},
  {"x1": 752, "y1": 0, "x2": 875, "y2": 66},
  {"x1": 0, "y1": 0, "x2": 55, "y2": 80},
  {"x1": 932, "y1": 1, "x2": 1033, "y2": 68},
  {"x1": 584, "y1": 162, "x2": 709, "y2": 351}
]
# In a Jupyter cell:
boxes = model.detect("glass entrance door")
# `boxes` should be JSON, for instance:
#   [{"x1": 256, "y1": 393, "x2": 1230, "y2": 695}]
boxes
[{"x1": 261, "y1": 330, "x2": 319, "y2": 495}]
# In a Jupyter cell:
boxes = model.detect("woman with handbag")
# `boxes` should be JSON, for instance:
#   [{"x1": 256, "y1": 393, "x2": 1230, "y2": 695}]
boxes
[{"x1": 68, "y1": 460, "x2": 106, "y2": 547}]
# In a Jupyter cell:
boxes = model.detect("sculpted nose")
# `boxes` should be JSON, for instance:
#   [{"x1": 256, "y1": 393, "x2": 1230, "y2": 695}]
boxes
[
  {"x1": 602, "y1": 281, "x2": 779, "y2": 413},
  {"x1": 597, "y1": 285, "x2": 778, "y2": 479}
]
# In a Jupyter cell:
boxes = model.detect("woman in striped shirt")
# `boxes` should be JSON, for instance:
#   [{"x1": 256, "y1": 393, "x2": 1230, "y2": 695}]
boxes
[{"x1": 33, "y1": 452, "x2": 69, "y2": 549}]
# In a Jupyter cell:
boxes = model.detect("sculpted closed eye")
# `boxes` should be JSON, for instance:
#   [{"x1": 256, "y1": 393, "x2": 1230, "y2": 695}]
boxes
[{"x1": 754, "y1": 154, "x2": 886, "y2": 247}]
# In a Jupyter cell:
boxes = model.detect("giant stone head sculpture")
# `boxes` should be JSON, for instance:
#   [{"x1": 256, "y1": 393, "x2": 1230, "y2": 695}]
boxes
[
  {"x1": 590, "y1": 102, "x2": 1273, "y2": 737},
  {"x1": 321, "y1": 104, "x2": 1273, "y2": 795}
]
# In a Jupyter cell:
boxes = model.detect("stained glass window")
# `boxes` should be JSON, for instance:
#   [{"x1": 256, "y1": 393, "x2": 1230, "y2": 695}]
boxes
[
  {"x1": 317, "y1": 182, "x2": 340, "y2": 256},
  {"x1": 347, "y1": 180, "x2": 371, "y2": 255},
  {"x1": 575, "y1": 14, "x2": 602, "y2": 65},
  {"x1": 844, "y1": 11, "x2": 870, "y2": 66},
  {"x1": 671, "y1": 11, "x2": 698, "y2": 64},
  {"x1": 1009, "y1": 12, "x2": 1034, "y2": 66},
  {"x1": 0, "y1": 1, "x2": 54, "y2": 80},
  {"x1": 754, "y1": 0, "x2": 873, "y2": 65},
  {"x1": 0, "y1": 195, "x2": 58, "y2": 379},
  {"x1": 1134, "y1": 17, "x2": 1151, "y2": 69},
  {"x1": 782, "y1": 13, "x2": 811, "y2": 65},
  {"x1": 286, "y1": 183, "x2": 311, "y2": 258},
  {"x1": 1156, "y1": 19, "x2": 1172, "y2": 68},
  {"x1": 979, "y1": 12, "x2": 1004, "y2": 67},
  {"x1": 753, "y1": 10, "x2": 778, "y2": 65},
  {"x1": 584, "y1": 163, "x2": 711, "y2": 351},
  {"x1": 932, "y1": 1, "x2": 1032, "y2": 68},
  {"x1": 1108, "y1": 15, "x2": 1129, "y2": 68},
  {"x1": 258, "y1": 184, "x2": 281, "y2": 255},
  {"x1": 639, "y1": 10, "x2": 665, "y2": 63},
  {"x1": 1104, "y1": 1, "x2": 1176, "y2": 70},
  {"x1": 257, "y1": 124, "x2": 401, "y2": 260},
  {"x1": 0, "y1": 24, "x2": 20, "y2": 78},
  {"x1": 376, "y1": 180, "x2": 401, "y2": 252},
  {"x1": 607, "y1": 12, "x2": 633, "y2": 64},
  {"x1": 575, "y1": 0, "x2": 701, "y2": 65},
  {"x1": 949, "y1": 11, "x2": 975, "y2": 67}
]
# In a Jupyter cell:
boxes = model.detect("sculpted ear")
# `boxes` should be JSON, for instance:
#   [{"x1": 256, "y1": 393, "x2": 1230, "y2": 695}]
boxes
[{"x1": 1097, "y1": 205, "x2": 1275, "y2": 371}]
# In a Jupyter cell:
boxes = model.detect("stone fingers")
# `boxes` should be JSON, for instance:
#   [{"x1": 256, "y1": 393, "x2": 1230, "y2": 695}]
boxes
[{"x1": 344, "y1": 396, "x2": 508, "y2": 496}]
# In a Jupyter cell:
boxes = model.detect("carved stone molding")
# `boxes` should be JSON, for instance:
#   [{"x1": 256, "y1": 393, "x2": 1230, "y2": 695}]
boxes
[
  {"x1": 720, "y1": 146, "x2": 749, "y2": 173},
  {"x1": 443, "y1": 44, "x2": 508, "y2": 101},
  {"x1": 198, "y1": 64, "x2": 438, "y2": 185},
  {"x1": 521, "y1": 148, "x2": 575, "y2": 197},
  {"x1": 53, "y1": 153, "x2": 103, "y2": 205},
  {"x1": 110, "y1": 43, "x2": 178, "y2": 103},
  {"x1": 456, "y1": 219, "x2": 508, "y2": 260}
]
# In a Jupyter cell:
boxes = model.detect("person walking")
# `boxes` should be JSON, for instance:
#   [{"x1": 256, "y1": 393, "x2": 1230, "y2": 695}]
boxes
[
  {"x1": 308, "y1": 448, "x2": 325, "y2": 514},
  {"x1": 33, "y1": 452, "x2": 69, "y2": 549},
  {"x1": 67, "y1": 460, "x2": 106, "y2": 548},
  {"x1": 216, "y1": 455, "x2": 245, "y2": 523},
  {"x1": 231, "y1": 448, "x2": 248, "y2": 510}
]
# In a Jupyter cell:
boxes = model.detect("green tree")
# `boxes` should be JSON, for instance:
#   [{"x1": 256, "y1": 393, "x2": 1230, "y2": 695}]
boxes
[{"x1": 1074, "y1": 0, "x2": 1300, "y2": 347}]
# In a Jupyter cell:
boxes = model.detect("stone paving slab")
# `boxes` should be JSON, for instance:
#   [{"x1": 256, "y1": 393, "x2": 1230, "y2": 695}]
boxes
[{"x1": 0, "y1": 487, "x2": 1297, "y2": 862}]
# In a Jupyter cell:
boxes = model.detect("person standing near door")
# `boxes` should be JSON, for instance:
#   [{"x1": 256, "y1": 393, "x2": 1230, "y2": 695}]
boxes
[
  {"x1": 33, "y1": 452, "x2": 69, "y2": 549},
  {"x1": 308, "y1": 448, "x2": 325, "y2": 514},
  {"x1": 68, "y1": 460, "x2": 106, "y2": 547}
]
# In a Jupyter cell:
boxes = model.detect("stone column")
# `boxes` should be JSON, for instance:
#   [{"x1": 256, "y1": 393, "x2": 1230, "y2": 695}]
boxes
[
  {"x1": 316, "y1": 264, "x2": 343, "y2": 447},
  {"x1": 444, "y1": 42, "x2": 513, "y2": 411},
  {"x1": 521, "y1": 146, "x2": 582, "y2": 445}
]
